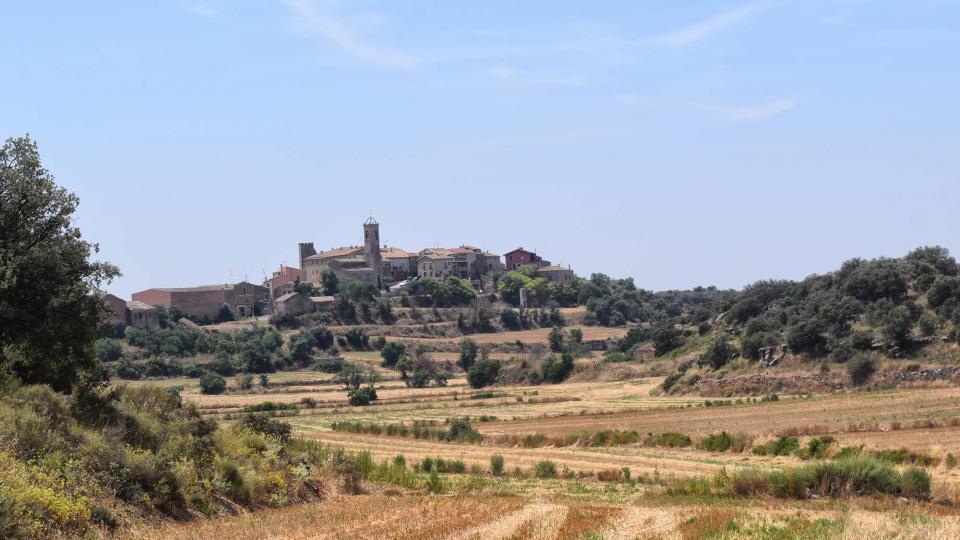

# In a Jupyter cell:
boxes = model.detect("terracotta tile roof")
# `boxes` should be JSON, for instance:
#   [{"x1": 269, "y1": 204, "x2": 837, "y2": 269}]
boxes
[
  {"x1": 381, "y1": 247, "x2": 414, "y2": 259},
  {"x1": 309, "y1": 296, "x2": 336, "y2": 304},
  {"x1": 538, "y1": 265, "x2": 571, "y2": 272},
  {"x1": 126, "y1": 300, "x2": 155, "y2": 311},
  {"x1": 306, "y1": 246, "x2": 363, "y2": 260}
]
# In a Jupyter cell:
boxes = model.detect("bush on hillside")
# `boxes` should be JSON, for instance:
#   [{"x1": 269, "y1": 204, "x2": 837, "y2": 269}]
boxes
[
  {"x1": 199, "y1": 371, "x2": 226, "y2": 394},
  {"x1": 467, "y1": 359, "x2": 501, "y2": 389}
]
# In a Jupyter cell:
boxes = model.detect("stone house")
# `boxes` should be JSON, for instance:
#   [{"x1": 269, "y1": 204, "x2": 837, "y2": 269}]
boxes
[
  {"x1": 537, "y1": 265, "x2": 575, "y2": 283},
  {"x1": 299, "y1": 218, "x2": 384, "y2": 288},
  {"x1": 101, "y1": 294, "x2": 159, "y2": 329},
  {"x1": 274, "y1": 292, "x2": 315, "y2": 316},
  {"x1": 132, "y1": 281, "x2": 269, "y2": 320}
]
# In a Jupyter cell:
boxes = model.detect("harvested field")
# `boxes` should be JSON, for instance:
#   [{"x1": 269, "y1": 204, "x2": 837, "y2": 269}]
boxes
[{"x1": 125, "y1": 494, "x2": 960, "y2": 539}]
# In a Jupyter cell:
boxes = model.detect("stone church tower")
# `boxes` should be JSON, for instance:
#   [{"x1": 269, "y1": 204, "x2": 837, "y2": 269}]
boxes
[{"x1": 363, "y1": 217, "x2": 383, "y2": 287}]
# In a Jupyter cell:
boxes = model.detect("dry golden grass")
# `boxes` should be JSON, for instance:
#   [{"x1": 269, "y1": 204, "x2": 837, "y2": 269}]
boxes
[{"x1": 123, "y1": 495, "x2": 525, "y2": 540}]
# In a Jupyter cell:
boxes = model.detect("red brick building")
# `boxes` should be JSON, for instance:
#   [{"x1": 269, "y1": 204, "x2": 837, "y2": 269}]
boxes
[{"x1": 504, "y1": 247, "x2": 549, "y2": 271}]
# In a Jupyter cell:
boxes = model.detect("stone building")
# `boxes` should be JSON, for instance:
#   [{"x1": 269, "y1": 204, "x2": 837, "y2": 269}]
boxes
[
  {"x1": 417, "y1": 246, "x2": 503, "y2": 280},
  {"x1": 299, "y1": 218, "x2": 384, "y2": 288},
  {"x1": 126, "y1": 301, "x2": 160, "y2": 329},
  {"x1": 537, "y1": 265, "x2": 575, "y2": 283},
  {"x1": 101, "y1": 293, "x2": 159, "y2": 329},
  {"x1": 274, "y1": 292, "x2": 314, "y2": 316},
  {"x1": 381, "y1": 247, "x2": 419, "y2": 281},
  {"x1": 132, "y1": 281, "x2": 269, "y2": 320}
]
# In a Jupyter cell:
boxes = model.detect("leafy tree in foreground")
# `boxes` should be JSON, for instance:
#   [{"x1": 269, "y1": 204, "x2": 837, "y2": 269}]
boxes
[{"x1": 0, "y1": 135, "x2": 120, "y2": 391}]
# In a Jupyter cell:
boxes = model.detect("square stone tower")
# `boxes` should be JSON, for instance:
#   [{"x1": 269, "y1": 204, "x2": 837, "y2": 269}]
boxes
[{"x1": 363, "y1": 217, "x2": 383, "y2": 288}]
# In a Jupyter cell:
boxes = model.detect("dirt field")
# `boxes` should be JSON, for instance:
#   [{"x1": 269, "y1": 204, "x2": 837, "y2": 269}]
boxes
[{"x1": 125, "y1": 492, "x2": 960, "y2": 539}]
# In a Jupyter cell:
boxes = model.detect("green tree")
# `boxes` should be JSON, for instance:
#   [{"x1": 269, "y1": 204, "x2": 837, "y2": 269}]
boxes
[
  {"x1": 543, "y1": 352, "x2": 574, "y2": 383},
  {"x1": 700, "y1": 337, "x2": 733, "y2": 370},
  {"x1": 95, "y1": 338, "x2": 123, "y2": 363},
  {"x1": 652, "y1": 323, "x2": 684, "y2": 356},
  {"x1": 467, "y1": 359, "x2": 501, "y2": 388},
  {"x1": 380, "y1": 341, "x2": 406, "y2": 367},
  {"x1": 458, "y1": 338, "x2": 478, "y2": 371},
  {"x1": 321, "y1": 269, "x2": 340, "y2": 295},
  {"x1": 0, "y1": 136, "x2": 120, "y2": 391},
  {"x1": 548, "y1": 327, "x2": 565, "y2": 353},
  {"x1": 199, "y1": 371, "x2": 226, "y2": 394},
  {"x1": 881, "y1": 304, "x2": 915, "y2": 346}
]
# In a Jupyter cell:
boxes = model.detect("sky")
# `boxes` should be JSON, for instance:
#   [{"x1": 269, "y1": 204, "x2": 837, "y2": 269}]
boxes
[{"x1": 2, "y1": 1, "x2": 959, "y2": 298}]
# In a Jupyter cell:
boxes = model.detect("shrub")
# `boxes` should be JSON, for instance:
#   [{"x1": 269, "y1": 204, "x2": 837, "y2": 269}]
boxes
[
  {"x1": 458, "y1": 338, "x2": 478, "y2": 371},
  {"x1": 696, "y1": 432, "x2": 751, "y2": 453},
  {"x1": 490, "y1": 454, "x2": 504, "y2": 476},
  {"x1": 380, "y1": 342, "x2": 406, "y2": 368},
  {"x1": 467, "y1": 359, "x2": 501, "y2": 389},
  {"x1": 731, "y1": 458, "x2": 923, "y2": 499},
  {"x1": 797, "y1": 436, "x2": 835, "y2": 460},
  {"x1": 542, "y1": 352, "x2": 574, "y2": 383},
  {"x1": 236, "y1": 413, "x2": 292, "y2": 442},
  {"x1": 199, "y1": 372, "x2": 226, "y2": 394},
  {"x1": 347, "y1": 387, "x2": 377, "y2": 406},
  {"x1": 533, "y1": 460, "x2": 557, "y2": 478},
  {"x1": 900, "y1": 467, "x2": 931, "y2": 499},
  {"x1": 752, "y1": 436, "x2": 799, "y2": 457},
  {"x1": 95, "y1": 338, "x2": 123, "y2": 362},
  {"x1": 847, "y1": 355, "x2": 877, "y2": 385},
  {"x1": 645, "y1": 432, "x2": 692, "y2": 448}
]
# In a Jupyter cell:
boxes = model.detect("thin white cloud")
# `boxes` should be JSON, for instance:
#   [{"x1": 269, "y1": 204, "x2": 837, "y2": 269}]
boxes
[
  {"x1": 653, "y1": 4, "x2": 767, "y2": 46},
  {"x1": 281, "y1": 0, "x2": 419, "y2": 69},
  {"x1": 708, "y1": 99, "x2": 798, "y2": 121}
]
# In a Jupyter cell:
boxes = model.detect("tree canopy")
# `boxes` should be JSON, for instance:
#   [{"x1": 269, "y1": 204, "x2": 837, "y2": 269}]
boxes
[{"x1": 0, "y1": 136, "x2": 119, "y2": 391}]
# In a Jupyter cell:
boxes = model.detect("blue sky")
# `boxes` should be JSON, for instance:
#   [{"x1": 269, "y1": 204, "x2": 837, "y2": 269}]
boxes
[{"x1": 2, "y1": 1, "x2": 958, "y2": 298}]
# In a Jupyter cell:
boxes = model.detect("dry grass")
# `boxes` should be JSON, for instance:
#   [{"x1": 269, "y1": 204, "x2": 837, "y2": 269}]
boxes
[{"x1": 124, "y1": 495, "x2": 525, "y2": 540}]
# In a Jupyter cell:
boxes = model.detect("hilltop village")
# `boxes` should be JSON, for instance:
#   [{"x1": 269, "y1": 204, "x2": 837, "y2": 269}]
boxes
[{"x1": 106, "y1": 217, "x2": 575, "y2": 326}]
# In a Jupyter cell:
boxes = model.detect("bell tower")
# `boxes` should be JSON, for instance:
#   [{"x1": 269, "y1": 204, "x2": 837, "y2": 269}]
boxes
[{"x1": 363, "y1": 217, "x2": 383, "y2": 287}]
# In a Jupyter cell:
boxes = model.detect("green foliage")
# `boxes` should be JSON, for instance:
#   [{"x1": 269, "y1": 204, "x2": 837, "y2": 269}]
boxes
[
  {"x1": 490, "y1": 454, "x2": 504, "y2": 476},
  {"x1": 458, "y1": 338, "x2": 478, "y2": 371},
  {"x1": 467, "y1": 359, "x2": 501, "y2": 389},
  {"x1": 0, "y1": 384, "x2": 335, "y2": 537},
  {"x1": 652, "y1": 323, "x2": 685, "y2": 356},
  {"x1": 380, "y1": 341, "x2": 406, "y2": 368},
  {"x1": 644, "y1": 432, "x2": 692, "y2": 448},
  {"x1": 410, "y1": 277, "x2": 477, "y2": 307},
  {"x1": 0, "y1": 136, "x2": 120, "y2": 391},
  {"x1": 548, "y1": 326, "x2": 565, "y2": 353},
  {"x1": 198, "y1": 372, "x2": 226, "y2": 394},
  {"x1": 847, "y1": 354, "x2": 877, "y2": 385},
  {"x1": 236, "y1": 413, "x2": 292, "y2": 442},
  {"x1": 533, "y1": 460, "x2": 557, "y2": 478},
  {"x1": 95, "y1": 338, "x2": 122, "y2": 363},
  {"x1": 542, "y1": 352, "x2": 574, "y2": 383},
  {"x1": 751, "y1": 436, "x2": 800, "y2": 456},
  {"x1": 731, "y1": 458, "x2": 929, "y2": 500},
  {"x1": 700, "y1": 337, "x2": 733, "y2": 369},
  {"x1": 320, "y1": 270, "x2": 340, "y2": 295},
  {"x1": 695, "y1": 432, "x2": 752, "y2": 453}
]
